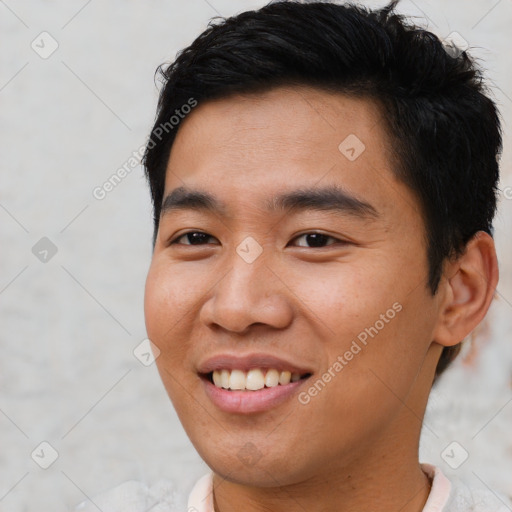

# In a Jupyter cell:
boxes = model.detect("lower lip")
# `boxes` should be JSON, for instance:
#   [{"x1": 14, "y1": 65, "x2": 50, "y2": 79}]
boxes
[{"x1": 202, "y1": 376, "x2": 309, "y2": 414}]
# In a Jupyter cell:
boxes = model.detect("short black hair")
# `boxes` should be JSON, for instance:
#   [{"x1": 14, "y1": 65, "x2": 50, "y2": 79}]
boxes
[{"x1": 142, "y1": 0, "x2": 502, "y2": 378}]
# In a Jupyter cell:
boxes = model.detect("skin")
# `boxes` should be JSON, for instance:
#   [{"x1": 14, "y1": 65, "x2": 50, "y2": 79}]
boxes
[{"x1": 144, "y1": 86, "x2": 498, "y2": 512}]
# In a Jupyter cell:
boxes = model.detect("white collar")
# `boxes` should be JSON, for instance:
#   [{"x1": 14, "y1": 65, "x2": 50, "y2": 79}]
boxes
[
  {"x1": 187, "y1": 473, "x2": 215, "y2": 512},
  {"x1": 187, "y1": 463, "x2": 452, "y2": 512}
]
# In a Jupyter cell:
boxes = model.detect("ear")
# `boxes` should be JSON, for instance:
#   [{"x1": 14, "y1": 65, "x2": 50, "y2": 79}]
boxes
[{"x1": 433, "y1": 231, "x2": 499, "y2": 348}]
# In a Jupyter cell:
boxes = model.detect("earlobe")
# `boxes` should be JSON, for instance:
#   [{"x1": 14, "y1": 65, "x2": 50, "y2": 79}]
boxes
[{"x1": 432, "y1": 231, "x2": 499, "y2": 348}]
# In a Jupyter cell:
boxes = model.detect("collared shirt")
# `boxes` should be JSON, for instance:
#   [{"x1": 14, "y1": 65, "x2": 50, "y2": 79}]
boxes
[
  {"x1": 187, "y1": 464, "x2": 495, "y2": 512},
  {"x1": 74, "y1": 463, "x2": 511, "y2": 511}
]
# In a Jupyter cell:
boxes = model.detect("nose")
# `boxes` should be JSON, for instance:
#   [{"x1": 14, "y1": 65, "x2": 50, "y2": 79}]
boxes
[{"x1": 199, "y1": 248, "x2": 294, "y2": 334}]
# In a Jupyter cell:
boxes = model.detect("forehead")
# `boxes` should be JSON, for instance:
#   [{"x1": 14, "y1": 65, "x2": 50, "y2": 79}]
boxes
[
  {"x1": 170, "y1": 85, "x2": 387, "y2": 160},
  {"x1": 163, "y1": 86, "x2": 418, "y2": 221}
]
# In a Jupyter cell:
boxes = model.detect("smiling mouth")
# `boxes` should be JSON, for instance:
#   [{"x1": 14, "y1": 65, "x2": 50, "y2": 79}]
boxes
[{"x1": 201, "y1": 368, "x2": 312, "y2": 391}]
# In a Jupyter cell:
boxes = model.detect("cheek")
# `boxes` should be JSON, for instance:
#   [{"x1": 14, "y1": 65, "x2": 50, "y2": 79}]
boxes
[
  {"x1": 282, "y1": 260, "x2": 389, "y2": 338},
  {"x1": 144, "y1": 263, "x2": 200, "y2": 410},
  {"x1": 144, "y1": 265, "x2": 170, "y2": 342},
  {"x1": 144, "y1": 260, "x2": 200, "y2": 337},
  {"x1": 286, "y1": 257, "x2": 433, "y2": 378},
  {"x1": 143, "y1": 262, "x2": 196, "y2": 374}
]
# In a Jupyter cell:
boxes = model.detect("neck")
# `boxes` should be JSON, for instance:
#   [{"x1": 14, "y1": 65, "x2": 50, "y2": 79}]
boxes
[{"x1": 212, "y1": 424, "x2": 432, "y2": 512}]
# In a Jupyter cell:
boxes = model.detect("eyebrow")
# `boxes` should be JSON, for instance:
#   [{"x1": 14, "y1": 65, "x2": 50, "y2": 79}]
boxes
[{"x1": 160, "y1": 185, "x2": 379, "y2": 220}]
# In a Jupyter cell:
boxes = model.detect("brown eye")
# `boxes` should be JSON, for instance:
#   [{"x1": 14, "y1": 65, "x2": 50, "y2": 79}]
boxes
[
  {"x1": 171, "y1": 231, "x2": 217, "y2": 245},
  {"x1": 292, "y1": 232, "x2": 342, "y2": 248}
]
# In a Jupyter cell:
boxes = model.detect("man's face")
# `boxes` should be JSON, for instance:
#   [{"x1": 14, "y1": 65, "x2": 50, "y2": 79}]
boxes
[{"x1": 144, "y1": 86, "x2": 443, "y2": 486}]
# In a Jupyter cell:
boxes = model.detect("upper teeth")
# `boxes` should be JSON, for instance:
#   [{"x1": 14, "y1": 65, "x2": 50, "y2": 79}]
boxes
[{"x1": 212, "y1": 368, "x2": 302, "y2": 391}]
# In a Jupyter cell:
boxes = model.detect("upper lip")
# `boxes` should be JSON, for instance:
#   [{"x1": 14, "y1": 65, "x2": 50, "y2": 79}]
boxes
[{"x1": 197, "y1": 353, "x2": 313, "y2": 375}]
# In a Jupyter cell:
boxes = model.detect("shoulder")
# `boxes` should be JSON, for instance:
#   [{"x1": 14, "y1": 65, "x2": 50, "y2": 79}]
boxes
[
  {"x1": 446, "y1": 477, "x2": 511, "y2": 512},
  {"x1": 72, "y1": 478, "x2": 187, "y2": 512},
  {"x1": 421, "y1": 463, "x2": 512, "y2": 512}
]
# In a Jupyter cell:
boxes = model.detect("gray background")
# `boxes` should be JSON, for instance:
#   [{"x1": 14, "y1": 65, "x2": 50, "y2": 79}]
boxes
[{"x1": 1, "y1": 1, "x2": 511, "y2": 510}]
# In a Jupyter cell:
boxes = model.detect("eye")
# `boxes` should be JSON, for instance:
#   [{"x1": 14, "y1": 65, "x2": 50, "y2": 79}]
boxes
[
  {"x1": 291, "y1": 232, "x2": 345, "y2": 248},
  {"x1": 170, "y1": 231, "x2": 218, "y2": 245},
  {"x1": 169, "y1": 231, "x2": 346, "y2": 248}
]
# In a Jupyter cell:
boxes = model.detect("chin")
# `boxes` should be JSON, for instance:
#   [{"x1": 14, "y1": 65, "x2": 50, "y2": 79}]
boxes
[{"x1": 190, "y1": 433, "x2": 315, "y2": 488}]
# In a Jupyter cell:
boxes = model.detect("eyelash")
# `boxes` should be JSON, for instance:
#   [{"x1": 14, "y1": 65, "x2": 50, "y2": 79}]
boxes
[{"x1": 169, "y1": 231, "x2": 346, "y2": 248}]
